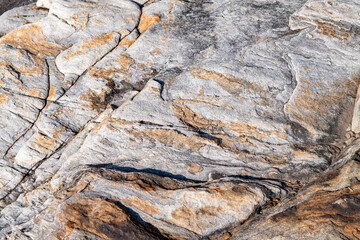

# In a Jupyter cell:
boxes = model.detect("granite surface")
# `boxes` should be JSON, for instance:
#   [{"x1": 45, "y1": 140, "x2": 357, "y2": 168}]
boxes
[{"x1": 0, "y1": 0, "x2": 360, "y2": 239}]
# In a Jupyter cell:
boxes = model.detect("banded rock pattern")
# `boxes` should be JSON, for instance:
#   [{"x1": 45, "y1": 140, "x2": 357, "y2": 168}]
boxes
[{"x1": 0, "y1": 0, "x2": 359, "y2": 239}]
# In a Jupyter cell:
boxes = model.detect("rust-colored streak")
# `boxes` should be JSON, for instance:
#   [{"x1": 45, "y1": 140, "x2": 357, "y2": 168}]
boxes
[
  {"x1": 171, "y1": 103, "x2": 286, "y2": 161},
  {"x1": 32, "y1": 127, "x2": 65, "y2": 151},
  {"x1": 0, "y1": 24, "x2": 63, "y2": 56},
  {"x1": 0, "y1": 63, "x2": 43, "y2": 96},
  {"x1": 138, "y1": 12, "x2": 161, "y2": 34},
  {"x1": 126, "y1": 128, "x2": 207, "y2": 152},
  {"x1": 98, "y1": 168, "x2": 184, "y2": 191},
  {"x1": 144, "y1": 0, "x2": 156, "y2": 6},
  {"x1": 72, "y1": 11, "x2": 89, "y2": 31},
  {"x1": 56, "y1": 198, "x2": 158, "y2": 240},
  {"x1": 113, "y1": 53, "x2": 135, "y2": 72},
  {"x1": 79, "y1": 90, "x2": 107, "y2": 113},
  {"x1": 149, "y1": 48, "x2": 161, "y2": 56},
  {"x1": 169, "y1": 186, "x2": 258, "y2": 235},
  {"x1": 89, "y1": 53, "x2": 134, "y2": 80},
  {"x1": 32, "y1": 132, "x2": 58, "y2": 151},
  {"x1": 30, "y1": 6, "x2": 49, "y2": 12},
  {"x1": 269, "y1": 160, "x2": 360, "y2": 240},
  {"x1": 118, "y1": 35, "x2": 136, "y2": 48},
  {"x1": 190, "y1": 68, "x2": 270, "y2": 100},
  {"x1": 47, "y1": 84, "x2": 55, "y2": 101},
  {"x1": 64, "y1": 33, "x2": 114, "y2": 61},
  {"x1": 286, "y1": 73, "x2": 359, "y2": 134},
  {"x1": 315, "y1": 20, "x2": 351, "y2": 40},
  {"x1": 121, "y1": 197, "x2": 160, "y2": 215},
  {"x1": 172, "y1": 104, "x2": 224, "y2": 132},
  {"x1": 0, "y1": 93, "x2": 8, "y2": 105},
  {"x1": 186, "y1": 163, "x2": 203, "y2": 174},
  {"x1": 81, "y1": 33, "x2": 114, "y2": 50}
]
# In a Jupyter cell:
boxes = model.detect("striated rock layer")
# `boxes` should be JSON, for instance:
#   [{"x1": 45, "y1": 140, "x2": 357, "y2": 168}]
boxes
[{"x1": 0, "y1": 0, "x2": 359, "y2": 239}]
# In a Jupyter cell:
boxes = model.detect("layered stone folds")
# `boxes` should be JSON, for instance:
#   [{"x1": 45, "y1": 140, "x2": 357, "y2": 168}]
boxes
[{"x1": 0, "y1": 0, "x2": 360, "y2": 239}]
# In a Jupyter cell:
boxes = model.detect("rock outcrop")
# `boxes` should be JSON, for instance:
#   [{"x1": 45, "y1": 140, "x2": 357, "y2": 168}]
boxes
[{"x1": 0, "y1": 0, "x2": 359, "y2": 239}]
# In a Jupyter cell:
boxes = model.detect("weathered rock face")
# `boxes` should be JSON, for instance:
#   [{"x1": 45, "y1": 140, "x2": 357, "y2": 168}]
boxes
[
  {"x1": 0, "y1": 0, "x2": 35, "y2": 15},
  {"x1": 0, "y1": 0, "x2": 359, "y2": 239}
]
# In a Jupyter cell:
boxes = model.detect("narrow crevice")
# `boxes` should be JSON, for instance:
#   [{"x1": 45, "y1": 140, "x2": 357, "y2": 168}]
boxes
[
  {"x1": 6, "y1": 64, "x2": 22, "y2": 83},
  {"x1": 88, "y1": 164, "x2": 206, "y2": 184},
  {"x1": 0, "y1": 107, "x2": 112, "y2": 206},
  {"x1": 281, "y1": 54, "x2": 298, "y2": 125},
  {"x1": 0, "y1": 162, "x2": 26, "y2": 174},
  {"x1": 50, "y1": 12, "x2": 77, "y2": 31},
  {"x1": 0, "y1": 0, "x2": 170, "y2": 227},
  {"x1": 1, "y1": 87, "x2": 47, "y2": 101},
  {"x1": 215, "y1": 142, "x2": 360, "y2": 239},
  {"x1": 60, "y1": 166, "x2": 287, "y2": 240},
  {"x1": 54, "y1": 31, "x2": 123, "y2": 103},
  {"x1": 7, "y1": 109, "x2": 33, "y2": 124},
  {"x1": 55, "y1": 0, "x2": 157, "y2": 108},
  {"x1": 111, "y1": 200, "x2": 170, "y2": 240},
  {"x1": 3, "y1": 59, "x2": 51, "y2": 160},
  {"x1": 35, "y1": 113, "x2": 78, "y2": 134}
]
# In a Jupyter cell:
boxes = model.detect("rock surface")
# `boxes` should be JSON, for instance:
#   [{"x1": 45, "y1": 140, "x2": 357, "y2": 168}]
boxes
[{"x1": 0, "y1": 0, "x2": 359, "y2": 239}]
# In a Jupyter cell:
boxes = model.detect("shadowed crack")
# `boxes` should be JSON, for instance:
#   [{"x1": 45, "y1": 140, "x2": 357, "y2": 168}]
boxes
[
  {"x1": 47, "y1": 165, "x2": 290, "y2": 239},
  {"x1": 88, "y1": 164, "x2": 205, "y2": 183},
  {"x1": 207, "y1": 136, "x2": 360, "y2": 239},
  {"x1": 3, "y1": 59, "x2": 51, "y2": 160},
  {"x1": 1, "y1": 2, "x2": 150, "y2": 204}
]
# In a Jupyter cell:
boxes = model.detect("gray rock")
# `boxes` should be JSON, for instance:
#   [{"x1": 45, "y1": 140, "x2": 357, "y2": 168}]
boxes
[
  {"x1": 0, "y1": 0, "x2": 36, "y2": 15},
  {"x1": 0, "y1": 0, "x2": 360, "y2": 239}
]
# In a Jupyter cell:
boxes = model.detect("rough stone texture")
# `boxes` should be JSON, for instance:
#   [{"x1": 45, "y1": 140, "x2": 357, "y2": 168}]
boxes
[
  {"x1": 0, "y1": 0, "x2": 359, "y2": 239},
  {"x1": 0, "y1": 0, "x2": 36, "y2": 15}
]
